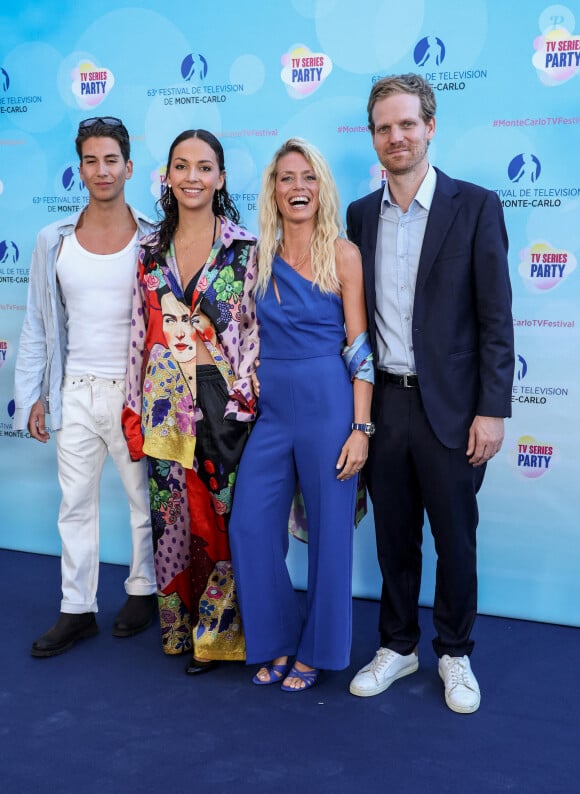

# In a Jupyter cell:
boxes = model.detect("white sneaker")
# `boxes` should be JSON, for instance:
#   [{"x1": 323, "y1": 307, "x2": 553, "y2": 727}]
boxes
[
  {"x1": 438, "y1": 655, "x2": 481, "y2": 714},
  {"x1": 349, "y1": 647, "x2": 419, "y2": 697}
]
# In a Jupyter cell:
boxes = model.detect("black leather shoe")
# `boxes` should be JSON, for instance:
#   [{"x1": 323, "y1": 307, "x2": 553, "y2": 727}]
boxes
[
  {"x1": 112, "y1": 594, "x2": 157, "y2": 637},
  {"x1": 31, "y1": 612, "x2": 98, "y2": 657},
  {"x1": 185, "y1": 658, "x2": 219, "y2": 675}
]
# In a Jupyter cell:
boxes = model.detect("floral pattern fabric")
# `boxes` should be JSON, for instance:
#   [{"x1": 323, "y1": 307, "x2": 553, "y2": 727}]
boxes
[
  {"x1": 122, "y1": 217, "x2": 258, "y2": 658},
  {"x1": 123, "y1": 218, "x2": 258, "y2": 464}
]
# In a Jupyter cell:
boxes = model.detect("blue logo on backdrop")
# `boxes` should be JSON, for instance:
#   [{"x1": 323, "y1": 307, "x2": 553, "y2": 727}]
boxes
[
  {"x1": 407, "y1": 36, "x2": 488, "y2": 92},
  {"x1": 146, "y1": 53, "x2": 242, "y2": 106},
  {"x1": 0, "y1": 67, "x2": 41, "y2": 112},
  {"x1": 62, "y1": 166, "x2": 85, "y2": 192},
  {"x1": 7, "y1": 399, "x2": 15, "y2": 419},
  {"x1": 0, "y1": 240, "x2": 19, "y2": 264},
  {"x1": 512, "y1": 352, "x2": 569, "y2": 407},
  {"x1": 181, "y1": 54, "x2": 208, "y2": 82},
  {"x1": 508, "y1": 154, "x2": 542, "y2": 184},
  {"x1": 414, "y1": 37, "x2": 446, "y2": 67}
]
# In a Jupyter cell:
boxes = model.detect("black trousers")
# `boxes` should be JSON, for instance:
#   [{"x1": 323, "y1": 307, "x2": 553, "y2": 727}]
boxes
[{"x1": 365, "y1": 380, "x2": 485, "y2": 658}]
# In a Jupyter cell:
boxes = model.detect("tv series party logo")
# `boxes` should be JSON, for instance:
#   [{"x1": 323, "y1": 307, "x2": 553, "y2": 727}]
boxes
[
  {"x1": 0, "y1": 339, "x2": 8, "y2": 368},
  {"x1": 513, "y1": 435, "x2": 556, "y2": 478},
  {"x1": 280, "y1": 45, "x2": 333, "y2": 99},
  {"x1": 150, "y1": 165, "x2": 167, "y2": 202},
  {"x1": 368, "y1": 163, "x2": 387, "y2": 191},
  {"x1": 532, "y1": 5, "x2": 580, "y2": 86},
  {"x1": 71, "y1": 61, "x2": 115, "y2": 109},
  {"x1": 518, "y1": 241, "x2": 576, "y2": 292}
]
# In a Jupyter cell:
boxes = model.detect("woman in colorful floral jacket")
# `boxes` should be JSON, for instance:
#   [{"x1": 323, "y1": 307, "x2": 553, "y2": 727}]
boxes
[{"x1": 122, "y1": 129, "x2": 258, "y2": 673}]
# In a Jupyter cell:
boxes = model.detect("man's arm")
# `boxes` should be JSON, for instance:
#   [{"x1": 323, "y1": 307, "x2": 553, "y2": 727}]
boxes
[
  {"x1": 13, "y1": 231, "x2": 51, "y2": 434},
  {"x1": 346, "y1": 202, "x2": 360, "y2": 246},
  {"x1": 472, "y1": 189, "x2": 514, "y2": 419},
  {"x1": 468, "y1": 189, "x2": 514, "y2": 465}
]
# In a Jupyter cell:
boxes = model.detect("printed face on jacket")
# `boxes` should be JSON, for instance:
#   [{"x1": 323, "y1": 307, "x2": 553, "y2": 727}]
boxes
[{"x1": 161, "y1": 291, "x2": 196, "y2": 363}]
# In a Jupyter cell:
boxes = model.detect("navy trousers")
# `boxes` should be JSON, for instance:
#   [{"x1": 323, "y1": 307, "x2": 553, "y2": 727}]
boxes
[{"x1": 366, "y1": 380, "x2": 485, "y2": 658}]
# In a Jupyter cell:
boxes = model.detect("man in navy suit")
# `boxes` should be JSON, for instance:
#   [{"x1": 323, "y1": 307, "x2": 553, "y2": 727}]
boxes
[{"x1": 347, "y1": 74, "x2": 514, "y2": 713}]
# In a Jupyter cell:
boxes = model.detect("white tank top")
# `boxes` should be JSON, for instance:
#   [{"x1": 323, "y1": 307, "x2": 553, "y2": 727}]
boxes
[{"x1": 56, "y1": 230, "x2": 138, "y2": 378}]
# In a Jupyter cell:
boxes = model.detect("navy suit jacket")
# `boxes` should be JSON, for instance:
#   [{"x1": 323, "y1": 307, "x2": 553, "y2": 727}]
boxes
[{"x1": 346, "y1": 167, "x2": 514, "y2": 449}]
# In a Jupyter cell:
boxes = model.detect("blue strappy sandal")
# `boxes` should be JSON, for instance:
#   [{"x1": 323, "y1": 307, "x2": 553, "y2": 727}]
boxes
[
  {"x1": 252, "y1": 661, "x2": 292, "y2": 685},
  {"x1": 280, "y1": 664, "x2": 319, "y2": 692}
]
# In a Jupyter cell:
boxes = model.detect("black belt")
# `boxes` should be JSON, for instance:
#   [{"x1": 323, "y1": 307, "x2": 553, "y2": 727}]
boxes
[{"x1": 377, "y1": 370, "x2": 419, "y2": 388}]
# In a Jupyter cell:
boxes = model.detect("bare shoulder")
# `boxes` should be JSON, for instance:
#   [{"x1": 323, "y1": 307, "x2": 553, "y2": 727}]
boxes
[{"x1": 335, "y1": 238, "x2": 362, "y2": 284}]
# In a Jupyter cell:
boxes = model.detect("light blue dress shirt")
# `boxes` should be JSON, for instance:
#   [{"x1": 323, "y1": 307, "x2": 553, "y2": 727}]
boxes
[{"x1": 374, "y1": 164, "x2": 437, "y2": 374}]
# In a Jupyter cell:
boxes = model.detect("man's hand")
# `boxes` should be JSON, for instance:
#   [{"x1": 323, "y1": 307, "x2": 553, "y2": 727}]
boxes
[
  {"x1": 28, "y1": 400, "x2": 50, "y2": 443},
  {"x1": 466, "y1": 415, "x2": 504, "y2": 466}
]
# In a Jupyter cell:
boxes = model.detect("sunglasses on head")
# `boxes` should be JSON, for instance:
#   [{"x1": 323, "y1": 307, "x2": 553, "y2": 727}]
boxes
[{"x1": 78, "y1": 116, "x2": 124, "y2": 130}]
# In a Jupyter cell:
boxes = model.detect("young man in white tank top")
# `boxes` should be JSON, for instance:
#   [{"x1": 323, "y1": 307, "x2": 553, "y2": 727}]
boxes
[{"x1": 14, "y1": 118, "x2": 157, "y2": 656}]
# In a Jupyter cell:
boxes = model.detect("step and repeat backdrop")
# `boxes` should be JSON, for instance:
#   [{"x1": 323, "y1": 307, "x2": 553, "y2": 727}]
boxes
[{"x1": 1, "y1": 0, "x2": 578, "y2": 625}]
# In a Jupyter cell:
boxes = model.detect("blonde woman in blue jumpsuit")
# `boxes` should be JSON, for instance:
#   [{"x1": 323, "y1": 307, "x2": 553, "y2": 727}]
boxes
[{"x1": 229, "y1": 139, "x2": 374, "y2": 691}]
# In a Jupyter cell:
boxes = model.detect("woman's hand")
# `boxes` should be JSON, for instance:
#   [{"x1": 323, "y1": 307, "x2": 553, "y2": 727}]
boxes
[
  {"x1": 336, "y1": 430, "x2": 368, "y2": 481},
  {"x1": 251, "y1": 359, "x2": 261, "y2": 398}
]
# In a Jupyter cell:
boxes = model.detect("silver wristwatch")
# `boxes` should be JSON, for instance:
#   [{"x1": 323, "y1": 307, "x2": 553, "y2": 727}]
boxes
[{"x1": 351, "y1": 422, "x2": 375, "y2": 437}]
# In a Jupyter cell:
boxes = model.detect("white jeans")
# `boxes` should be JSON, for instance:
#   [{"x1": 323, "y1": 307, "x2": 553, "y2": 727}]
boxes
[{"x1": 56, "y1": 375, "x2": 156, "y2": 613}]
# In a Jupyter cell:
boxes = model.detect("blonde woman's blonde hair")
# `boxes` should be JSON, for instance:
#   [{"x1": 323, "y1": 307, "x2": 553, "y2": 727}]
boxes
[{"x1": 257, "y1": 138, "x2": 343, "y2": 294}]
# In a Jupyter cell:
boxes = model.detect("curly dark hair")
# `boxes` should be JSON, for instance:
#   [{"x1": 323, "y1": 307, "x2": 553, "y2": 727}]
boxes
[{"x1": 154, "y1": 129, "x2": 240, "y2": 256}]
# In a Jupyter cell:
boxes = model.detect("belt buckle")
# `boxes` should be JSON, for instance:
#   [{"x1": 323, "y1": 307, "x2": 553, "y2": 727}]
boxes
[{"x1": 402, "y1": 373, "x2": 412, "y2": 388}]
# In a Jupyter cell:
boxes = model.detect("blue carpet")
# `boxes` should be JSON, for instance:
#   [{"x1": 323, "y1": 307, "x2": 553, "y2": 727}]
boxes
[{"x1": 1, "y1": 549, "x2": 578, "y2": 793}]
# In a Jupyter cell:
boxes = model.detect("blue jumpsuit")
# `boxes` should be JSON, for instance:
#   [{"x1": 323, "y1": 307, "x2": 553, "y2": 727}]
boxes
[{"x1": 229, "y1": 254, "x2": 357, "y2": 670}]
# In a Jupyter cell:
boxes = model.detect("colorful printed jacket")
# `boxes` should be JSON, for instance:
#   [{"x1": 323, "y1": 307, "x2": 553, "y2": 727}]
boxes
[{"x1": 122, "y1": 217, "x2": 258, "y2": 466}]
